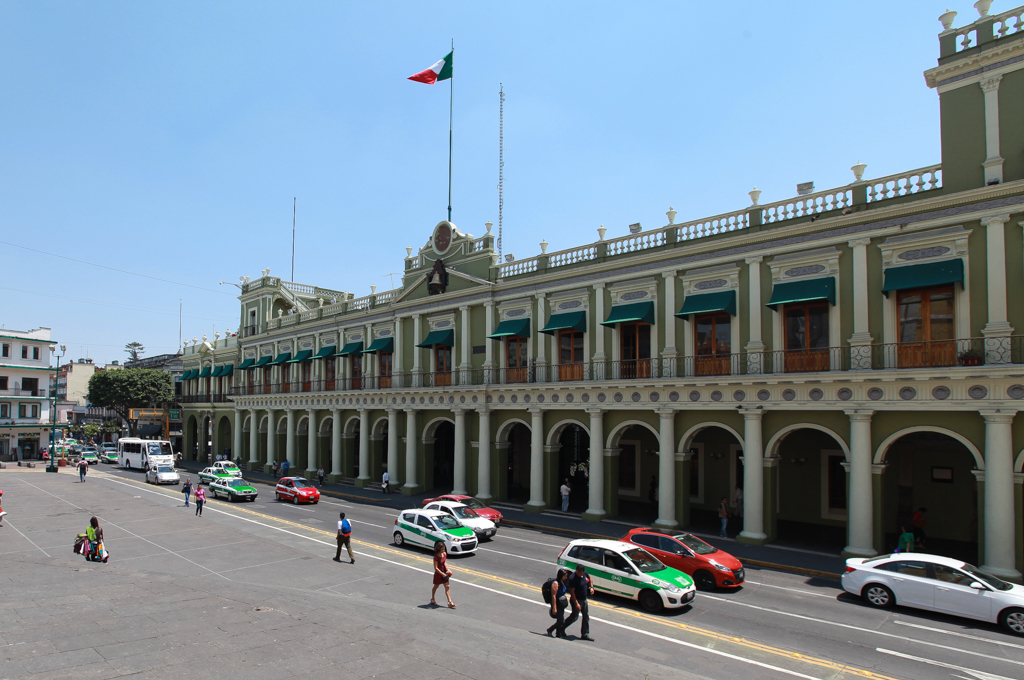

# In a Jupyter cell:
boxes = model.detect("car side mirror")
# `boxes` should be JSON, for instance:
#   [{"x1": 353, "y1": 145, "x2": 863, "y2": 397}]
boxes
[{"x1": 970, "y1": 581, "x2": 987, "y2": 591}]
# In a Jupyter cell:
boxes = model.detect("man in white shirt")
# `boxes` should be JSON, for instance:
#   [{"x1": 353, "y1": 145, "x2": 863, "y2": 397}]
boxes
[
  {"x1": 560, "y1": 479, "x2": 571, "y2": 512},
  {"x1": 382, "y1": 471, "x2": 391, "y2": 494}
]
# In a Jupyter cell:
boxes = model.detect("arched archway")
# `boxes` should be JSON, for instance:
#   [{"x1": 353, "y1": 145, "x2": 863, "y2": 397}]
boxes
[
  {"x1": 370, "y1": 416, "x2": 388, "y2": 485},
  {"x1": 216, "y1": 415, "x2": 232, "y2": 462},
  {"x1": 424, "y1": 417, "x2": 455, "y2": 492},
  {"x1": 607, "y1": 421, "x2": 660, "y2": 521},
  {"x1": 678, "y1": 422, "x2": 745, "y2": 534},
  {"x1": 553, "y1": 423, "x2": 589, "y2": 513},
  {"x1": 496, "y1": 419, "x2": 532, "y2": 503}
]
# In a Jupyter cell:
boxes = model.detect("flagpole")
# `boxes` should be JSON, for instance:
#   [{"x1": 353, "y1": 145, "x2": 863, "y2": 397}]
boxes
[{"x1": 448, "y1": 39, "x2": 453, "y2": 223}]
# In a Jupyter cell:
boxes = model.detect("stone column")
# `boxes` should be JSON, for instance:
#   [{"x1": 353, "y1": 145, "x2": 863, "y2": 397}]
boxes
[
  {"x1": 265, "y1": 409, "x2": 277, "y2": 473},
  {"x1": 248, "y1": 409, "x2": 259, "y2": 470},
  {"x1": 452, "y1": 408, "x2": 467, "y2": 494},
  {"x1": 654, "y1": 409, "x2": 678, "y2": 530},
  {"x1": 844, "y1": 410, "x2": 876, "y2": 557},
  {"x1": 847, "y1": 238, "x2": 873, "y2": 370},
  {"x1": 459, "y1": 306, "x2": 471, "y2": 385},
  {"x1": 356, "y1": 408, "x2": 370, "y2": 486},
  {"x1": 386, "y1": 408, "x2": 400, "y2": 486},
  {"x1": 232, "y1": 409, "x2": 243, "y2": 463},
  {"x1": 981, "y1": 75, "x2": 1004, "y2": 185},
  {"x1": 483, "y1": 301, "x2": 495, "y2": 383},
  {"x1": 330, "y1": 409, "x2": 342, "y2": 481},
  {"x1": 982, "y1": 214, "x2": 1014, "y2": 364},
  {"x1": 285, "y1": 409, "x2": 296, "y2": 467},
  {"x1": 593, "y1": 282, "x2": 606, "y2": 380},
  {"x1": 535, "y1": 293, "x2": 547, "y2": 382},
  {"x1": 980, "y1": 410, "x2": 1022, "y2": 580},
  {"x1": 476, "y1": 408, "x2": 491, "y2": 499},
  {"x1": 306, "y1": 409, "x2": 318, "y2": 475},
  {"x1": 583, "y1": 408, "x2": 605, "y2": 521},
  {"x1": 412, "y1": 314, "x2": 423, "y2": 387},
  {"x1": 394, "y1": 316, "x2": 404, "y2": 377},
  {"x1": 745, "y1": 256, "x2": 764, "y2": 374},
  {"x1": 526, "y1": 408, "x2": 545, "y2": 512},
  {"x1": 737, "y1": 410, "x2": 767, "y2": 543},
  {"x1": 403, "y1": 408, "x2": 419, "y2": 494},
  {"x1": 661, "y1": 272, "x2": 677, "y2": 377}
]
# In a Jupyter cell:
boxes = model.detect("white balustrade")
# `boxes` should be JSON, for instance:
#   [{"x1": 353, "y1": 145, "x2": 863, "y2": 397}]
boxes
[
  {"x1": 499, "y1": 257, "x2": 539, "y2": 277},
  {"x1": 676, "y1": 210, "x2": 748, "y2": 241},
  {"x1": 952, "y1": 25, "x2": 977, "y2": 52},
  {"x1": 299, "y1": 310, "x2": 320, "y2": 322},
  {"x1": 993, "y1": 7, "x2": 1024, "y2": 38},
  {"x1": 350, "y1": 295, "x2": 371, "y2": 311},
  {"x1": 761, "y1": 189, "x2": 851, "y2": 224},
  {"x1": 320, "y1": 301, "x2": 345, "y2": 316},
  {"x1": 471, "y1": 236, "x2": 489, "y2": 252},
  {"x1": 865, "y1": 164, "x2": 942, "y2": 202},
  {"x1": 548, "y1": 244, "x2": 597, "y2": 269},
  {"x1": 605, "y1": 229, "x2": 667, "y2": 256},
  {"x1": 283, "y1": 281, "x2": 315, "y2": 295},
  {"x1": 375, "y1": 289, "x2": 398, "y2": 304}
]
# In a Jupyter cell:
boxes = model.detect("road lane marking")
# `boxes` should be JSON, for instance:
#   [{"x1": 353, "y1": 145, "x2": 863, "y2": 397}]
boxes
[
  {"x1": 217, "y1": 556, "x2": 304, "y2": 574},
  {"x1": 876, "y1": 648, "x2": 1016, "y2": 680},
  {"x1": 4, "y1": 520, "x2": 51, "y2": 557},
  {"x1": 477, "y1": 547, "x2": 555, "y2": 565},
  {"x1": 743, "y1": 580, "x2": 840, "y2": 599},
  {"x1": 317, "y1": 575, "x2": 377, "y2": 591},
  {"x1": 100, "y1": 517, "x2": 231, "y2": 581},
  {"x1": 892, "y1": 619, "x2": 1024, "y2": 650},
  {"x1": 493, "y1": 534, "x2": 566, "y2": 549}
]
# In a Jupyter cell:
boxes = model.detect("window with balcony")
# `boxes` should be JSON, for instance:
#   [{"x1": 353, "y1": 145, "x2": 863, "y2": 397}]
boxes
[
  {"x1": 695, "y1": 313, "x2": 731, "y2": 376},
  {"x1": 897, "y1": 286, "x2": 955, "y2": 368},
  {"x1": 300, "y1": 361, "x2": 311, "y2": 392},
  {"x1": 620, "y1": 322, "x2": 652, "y2": 378},
  {"x1": 247, "y1": 368, "x2": 255, "y2": 395},
  {"x1": 324, "y1": 358, "x2": 336, "y2": 391},
  {"x1": 783, "y1": 303, "x2": 830, "y2": 372},
  {"x1": 281, "y1": 364, "x2": 291, "y2": 393},
  {"x1": 379, "y1": 352, "x2": 393, "y2": 388},
  {"x1": 262, "y1": 367, "x2": 272, "y2": 394},
  {"x1": 506, "y1": 336, "x2": 529, "y2": 383},
  {"x1": 559, "y1": 330, "x2": 584, "y2": 381},
  {"x1": 0, "y1": 377, "x2": 6, "y2": 390},
  {"x1": 435, "y1": 346, "x2": 452, "y2": 386},
  {"x1": 350, "y1": 355, "x2": 362, "y2": 390}
]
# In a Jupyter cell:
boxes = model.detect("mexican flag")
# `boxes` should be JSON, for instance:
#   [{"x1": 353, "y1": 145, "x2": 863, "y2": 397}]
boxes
[{"x1": 408, "y1": 50, "x2": 453, "y2": 84}]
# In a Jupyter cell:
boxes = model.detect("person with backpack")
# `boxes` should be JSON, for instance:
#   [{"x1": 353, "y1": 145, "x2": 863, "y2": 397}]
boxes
[
  {"x1": 335, "y1": 512, "x2": 354, "y2": 563},
  {"x1": 78, "y1": 458, "x2": 88, "y2": 482},
  {"x1": 564, "y1": 564, "x2": 595, "y2": 641},
  {"x1": 545, "y1": 568, "x2": 571, "y2": 639},
  {"x1": 182, "y1": 478, "x2": 193, "y2": 507}
]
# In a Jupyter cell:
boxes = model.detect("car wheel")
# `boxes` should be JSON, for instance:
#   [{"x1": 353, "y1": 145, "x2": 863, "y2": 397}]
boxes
[
  {"x1": 693, "y1": 570, "x2": 717, "y2": 592},
  {"x1": 393, "y1": 532, "x2": 405, "y2": 547},
  {"x1": 638, "y1": 589, "x2": 663, "y2": 613},
  {"x1": 999, "y1": 608, "x2": 1024, "y2": 636},
  {"x1": 293, "y1": 495, "x2": 299, "y2": 505},
  {"x1": 862, "y1": 584, "x2": 895, "y2": 608}
]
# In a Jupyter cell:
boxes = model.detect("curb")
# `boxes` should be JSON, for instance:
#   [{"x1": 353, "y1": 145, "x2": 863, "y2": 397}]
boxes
[{"x1": 501, "y1": 518, "x2": 842, "y2": 580}]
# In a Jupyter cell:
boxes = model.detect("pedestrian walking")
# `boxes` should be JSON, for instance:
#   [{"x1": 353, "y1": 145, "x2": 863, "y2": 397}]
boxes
[
  {"x1": 911, "y1": 507, "x2": 928, "y2": 549},
  {"x1": 381, "y1": 470, "x2": 390, "y2": 494},
  {"x1": 897, "y1": 525, "x2": 915, "y2": 553},
  {"x1": 86, "y1": 517, "x2": 107, "y2": 562},
  {"x1": 317, "y1": 466, "x2": 325, "y2": 487},
  {"x1": 718, "y1": 497, "x2": 730, "y2": 537},
  {"x1": 431, "y1": 541, "x2": 455, "y2": 608},
  {"x1": 272, "y1": 460, "x2": 279, "y2": 478},
  {"x1": 732, "y1": 485, "x2": 744, "y2": 518},
  {"x1": 194, "y1": 486, "x2": 205, "y2": 516},
  {"x1": 334, "y1": 512, "x2": 354, "y2": 563},
  {"x1": 560, "y1": 479, "x2": 571, "y2": 512},
  {"x1": 182, "y1": 478, "x2": 192, "y2": 507},
  {"x1": 564, "y1": 564, "x2": 594, "y2": 641},
  {"x1": 545, "y1": 568, "x2": 571, "y2": 638},
  {"x1": 78, "y1": 458, "x2": 88, "y2": 482},
  {"x1": 281, "y1": 460, "x2": 289, "y2": 477},
  {"x1": 0, "y1": 489, "x2": 6, "y2": 526}
]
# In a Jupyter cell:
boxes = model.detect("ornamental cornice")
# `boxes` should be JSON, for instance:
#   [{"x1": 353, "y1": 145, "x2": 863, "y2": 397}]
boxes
[{"x1": 924, "y1": 36, "x2": 1024, "y2": 89}]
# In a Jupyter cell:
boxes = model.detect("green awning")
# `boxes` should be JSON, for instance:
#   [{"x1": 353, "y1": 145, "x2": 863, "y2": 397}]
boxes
[
  {"x1": 211, "y1": 366, "x2": 225, "y2": 377},
  {"x1": 254, "y1": 355, "x2": 273, "y2": 367},
  {"x1": 488, "y1": 318, "x2": 531, "y2": 339},
  {"x1": 334, "y1": 341, "x2": 364, "y2": 357},
  {"x1": 313, "y1": 346, "x2": 336, "y2": 359},
  {"x1": 364, "y1": 337, "x2": 394, "y2": 353},
  {"x1": 287, "y1": 350, "x2": 313, "y2": 363},
  {"x1": 416, "y1": 329, "x2": 455, "y2": 348},
  {"x1": 197, "y1": 366, "x2": 212, "y2": 378},
  {"x1": 182, "y1": 369, "x2": 196, "y2": 380},
  {"x1": 767, "y1": 277, "x2": 836, "y2": 308},
  {"x1": 677, "y1": 290, "x2": 736, "y2": 317},
  {"x1": 601, "y1": 301, "x2": 655, "y2": 326},
  {"x1": 237, "y1": 358, "x2": 255, "y2": 370},
  {"x1": 269, "y1": 352, "x2": 292, "y2": 365},
  {"x1": 882, "y1": 259, "x2": 964, "y2": 296},
  {"x1": 540, "y1": 311, "x2": 587, "y2": 335},
  {"x1": 219, "y1": 364, "x2": 234, "y2": 377}
]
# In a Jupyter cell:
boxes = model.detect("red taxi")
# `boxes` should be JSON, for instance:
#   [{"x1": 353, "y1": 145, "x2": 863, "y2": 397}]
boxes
[
  {"x1": 622, "y1": 527, "x2": 745, "y2": 590},
  {"x1": 275, "y1": 476, "x2": 321, "y2": 504},
  {"x1": 421, "y1": 494, "x2": 503, "y2": 526}
]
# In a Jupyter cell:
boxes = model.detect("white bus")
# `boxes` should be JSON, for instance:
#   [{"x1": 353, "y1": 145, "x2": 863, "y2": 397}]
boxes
[{"x1": 119, "y1": 438, "x2": 175, "y2": 471}]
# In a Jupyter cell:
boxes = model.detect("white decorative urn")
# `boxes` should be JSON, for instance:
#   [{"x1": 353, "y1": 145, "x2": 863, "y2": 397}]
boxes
[
  {"x1": 540, "y1": 239, "x2": 548, "y2": 254},
  {"x1": 748, "y1": 187, "x2": 761, "y2": 205},
  {"x1": 666, "y1": 207, "x2": 677, "y2": 224},
  {"x1": 939, "y1": 8, "x2": 958, "y2": 29},
  {"x1": 851, "y1": 161, "x2": 867, "y2": 182},
  {"x1": 597, "y1": 225, "x2": 607, "y2": 241}
]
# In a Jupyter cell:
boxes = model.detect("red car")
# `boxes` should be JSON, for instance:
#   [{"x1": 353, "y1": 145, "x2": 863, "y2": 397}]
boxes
[
  {"x1": 275, "y1": 477, "x2": 320, "y2": 504},
  {"x1": 421, "y1": 494, "x2": 503, "y2": 526},
  {"x1": 622, "y1": 527, "x2": 745, "y2": 590}
]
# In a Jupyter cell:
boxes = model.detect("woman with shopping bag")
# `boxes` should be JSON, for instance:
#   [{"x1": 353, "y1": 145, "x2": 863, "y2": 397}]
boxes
[{"x1": 85, "y1": 517, "x2": 108, "y2": 563}]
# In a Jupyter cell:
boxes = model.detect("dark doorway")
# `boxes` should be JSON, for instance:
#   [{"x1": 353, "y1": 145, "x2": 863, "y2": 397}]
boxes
[
  {"x1": 556, "y1": 425, "x2": 590, "y2": 512},
  {"x1": 506, "y1": 423, "x2": 531, "y2": 502},
  {"x1": 433, "y1": 422, "x2": 455, "y2": 490}
]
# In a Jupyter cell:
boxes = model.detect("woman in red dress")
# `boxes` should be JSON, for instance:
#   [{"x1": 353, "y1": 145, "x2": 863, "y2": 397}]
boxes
[{"x1": 431, "y1": 541, "x2": 455, "y2": 608}]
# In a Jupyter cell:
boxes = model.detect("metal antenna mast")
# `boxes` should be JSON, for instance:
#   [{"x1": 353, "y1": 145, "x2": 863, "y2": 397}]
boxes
[
  {"x1": 290, "y1": 197, "x2": 296, "y2": 282},
  {"x1": 498, "y1": 84, "x2": 504, "y2": 262}
]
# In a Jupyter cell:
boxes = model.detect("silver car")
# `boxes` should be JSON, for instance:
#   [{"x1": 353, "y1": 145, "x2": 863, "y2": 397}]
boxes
[{"x1": 146, "y1": 464, "x2": 181, "y2": 485}]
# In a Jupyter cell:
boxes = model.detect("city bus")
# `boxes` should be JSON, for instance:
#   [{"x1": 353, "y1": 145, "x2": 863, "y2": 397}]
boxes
[{"x1": 118, "y1": 438, "x2": 175, "y2": 471}]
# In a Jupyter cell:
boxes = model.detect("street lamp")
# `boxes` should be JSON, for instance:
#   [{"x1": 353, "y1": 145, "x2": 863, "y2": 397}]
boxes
[{"x1": 47, "y1": 344, "x2": 66, "y2": 473}]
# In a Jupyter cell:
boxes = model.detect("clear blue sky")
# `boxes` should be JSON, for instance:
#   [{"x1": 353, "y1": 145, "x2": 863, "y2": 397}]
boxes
[{"x1": 1, "y1": 1, "x2": 957, "y2": 364}]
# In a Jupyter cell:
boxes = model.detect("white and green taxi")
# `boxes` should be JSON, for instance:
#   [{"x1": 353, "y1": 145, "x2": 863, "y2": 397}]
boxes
[
  {"x1": 212, "y1": 460, "x2": 243, "y2": 477},
  {"x1": 556, "y1": 539, "x2": 696, "y2": 613},
  {"x1": 209, "y1": 477, "x2": 258, "y2": 502},
  {"x1": 198, "y1": 466, "x2": 235, "y2": 485},
  {"x1": 393, "y1": 509, "x2": 478, "y2": 555}
]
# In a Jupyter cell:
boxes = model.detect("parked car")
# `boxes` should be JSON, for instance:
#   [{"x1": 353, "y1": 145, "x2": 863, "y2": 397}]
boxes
[
  {"x1": 275, "y1": 477, "x2": 320, "y2": 504},
  {"x1": 423, "y1": 500, "x2": 497, "y2": 540},
  {"x1": 81, "y1": 449, "x2": 100, "y2": 465},
  {"x1": 421, "y1": 494, "x2": 503, "y2": 526},
  {"x1": 622, "y1": 528, "x2": 744, "y2": 590},
  {"x1": 842, "y1": 553, "x2": 1024, "y2": 635}
]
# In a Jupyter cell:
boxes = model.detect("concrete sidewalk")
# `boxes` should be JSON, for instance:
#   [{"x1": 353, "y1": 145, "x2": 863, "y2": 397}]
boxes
[{"x1": 175, "y1": 460, "x2": 846, "y2": 579}]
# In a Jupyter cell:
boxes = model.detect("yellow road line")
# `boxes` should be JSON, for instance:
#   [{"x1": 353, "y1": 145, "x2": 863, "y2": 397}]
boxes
[{"x1": 102, "y1": 473, "x2": 899, "y2": 680}]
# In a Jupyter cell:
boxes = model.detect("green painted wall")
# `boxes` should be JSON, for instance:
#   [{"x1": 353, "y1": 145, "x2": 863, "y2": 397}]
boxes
[
  {"x1": 968, "y1": 221, "x2": 988, "y2": 337},
  {"x1": 866, "y1": 237, "x2": 884, "y2": 343},
  {"x1": 1000, "y1": 68, "x2": 1024, "y2": 184},
  {"x1": 776, "y1": 429, "x2": 844, "y2": 528},
  {"x1": 838, "y1": 245, "x2": 855, "y2": 346},
  {"x1": 871, "y1": 411, "x2": 984, "y2": 464},
  {"x1": 738, "y1": 262, "x2": 750, "y2": 351},
  {"x1": 762, "y1": 411, "x2": 850, "y2": 455},
  {"x1": 940, "y1": 85, "x2": 987, "y2": 193}
]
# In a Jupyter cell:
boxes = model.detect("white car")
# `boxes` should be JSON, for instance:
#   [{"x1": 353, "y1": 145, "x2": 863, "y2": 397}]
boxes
[
  {"x1": 424, "y1": 500, "x2": 497, "y2": 540},
  {"x1": 212, "y1": 460, "x2": 243, "y2": 477},
  {"x1": 842, "y1": 553, "x2": 1024, "y2": 635},
  {"x1": 393, "y1": 509, "x2": 478, "y2": 555},
  {"x1": 146, "y1": 465, "x2": 181, "y2": 485}
]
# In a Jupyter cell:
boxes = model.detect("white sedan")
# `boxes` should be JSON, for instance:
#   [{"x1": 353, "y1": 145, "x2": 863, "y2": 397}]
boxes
[
  {"x1": 423, "y1": 500, "x2": 497, "y2": 540},
  {"x1": 146, "y1": 465, "x2": 181, "y2": 485},
  {"x1": 842, "y1": 553, "x2": 1024, "y2": 635}
]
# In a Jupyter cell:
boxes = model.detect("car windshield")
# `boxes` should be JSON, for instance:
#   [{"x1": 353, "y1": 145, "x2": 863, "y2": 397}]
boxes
[
  {"x1": 292, "y1": 480, "x2": 313, "y2": 489},
  {"x1": 962, "y1": 564, "x2": 1013, "y2": 591},
  {"x1": 669, "y1": 532, "x2": 717, "y2": 555},
  {"x1": 434, "y1": 515, "x2": 461, "y2": 530},
  {"x1": 222, "y1": 462, "x2": 238, "y2": 469},
  {"x1": 156, "y1": 466, "x2": 174, "y2": 473},
  {"x1": 624, "y1": 548, "x2": 666, "y2": 574},
  {"x1": 228, "y1": 479, "x2": 248, "y2": 488},
  {"x1": 451, "y1": 507, "x2": 478, "y2": 519},
  {"x1": 459, "y1": 498, "x2": 486, "y2": 510},
  {"x1": 147, "y1": 442, "x2": 173, "y2": 456}
]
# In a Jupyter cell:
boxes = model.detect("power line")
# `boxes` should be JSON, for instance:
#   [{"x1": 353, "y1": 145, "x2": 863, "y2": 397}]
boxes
[{"x1": 0, "y1": 240, "x2": 235, "y2": 295}]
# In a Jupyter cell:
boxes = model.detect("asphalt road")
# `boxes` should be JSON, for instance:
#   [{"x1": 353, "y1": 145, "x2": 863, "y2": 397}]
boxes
[{"x1": 2, "y1": 464, "x2": 1023, "y2": 680}]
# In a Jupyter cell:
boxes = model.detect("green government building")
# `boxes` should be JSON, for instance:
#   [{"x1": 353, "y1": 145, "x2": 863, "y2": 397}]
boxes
[{"x1": 181, "y1": 6, "x2": 1024, "y2": 581}]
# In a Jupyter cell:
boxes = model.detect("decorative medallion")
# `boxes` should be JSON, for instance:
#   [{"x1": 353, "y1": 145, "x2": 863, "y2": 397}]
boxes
[
  {"x1": 378, "y1": 330, "x2": 392, "y2": 337},
  {"x1": 558, "y1": 300, "x2": 583, "y2": 310},
  {"x1": 498, "y1": 395, "x2": 505, "y2": 403},
  {"x1": 581, "y1": 393, "x2": 590, "y2": 403},
  {"x1": 511, "y1": 395, "x2": 518, "y2": 403},
  {"x1": 689, "y1": 391, "x2": 700, "y2": 402},
  {"x1": 867, "y1": 387, "x2": 883, "y2": 400},
  {"x1": 733, "y1": 390, "x2": 745, "y2": 401},
  {"x1": 402, "y1": 397, "x2": 407, "y2": 404},
  {"x1": 631, "y1": 392, "x2": 641, "y2": 402},
  {"x1": 564, "y1": 393, "x2": 573, "y2": 403},
  {"x1": 551, "y1": 394, "x2": 559, "y2": 403},
  {"x1": 898, "y1": 246, "x2": 950, "y2": 260},
  {"x1": 472, "y1": 395, "x2": 478, "y2": 403},
  {"x1": 613, "y1": 392, "x2": 623, "y2": 402},
  {"x1": 506, "y1": 308, "x2": 528, "y2": 318},
  {"x1": 837, "y1": 388, "x2": 853, "y2": 401},
  {"x1": 486, "y1": 395, "x2": 493, "y2": 403},
  {"x1": 784, "y1": 264, "x2": 826, "y2": 277},
  {"x1": 669, "y1": 391, "x2": 679, "y2": 402},
  {"x1": 434, "y1": 320, "x2": 453, "y2": 328},
  {"x1": 694, "y1": 278, "x2": 728, "y2": 290},
  {"x1": 433, "y1": 221, "x2": 452, "y2": 255},
  {"x1": 419, "y1": 397, "x2": 425, "y2": 404},
  {"x1": 620, "y1": 291, "x2": 649, "y2": 301},
  {"x1": 1008, "y1": 384, "x2": 1024, "y2": 400},
  {"x1": 429, "y1": 396, "x2": 435, "y2": 404},
  {"x1": 597, "y1": 393, "x2": 606, "y2": 403},
  {"x1": 757, "y1": 389, "x2": 770, "y2": 401},
  {"x1": 809, "y1": 388, "x2": 824, "y2": 401},
  {"x1": 536, "y1": 395, "x2": 544, "y2": 403},
  {"x1": 899, "y1": 387, "x2": 917, "y2": 401},
  {"x1": 710, "y1": 391, "x2": 723, "y2": 402},
  {"x1": 460, "y1": 396, "x2": 466, "y2": 403},
  {"x1": 650, "y1": 392, "x2": 660, "y2": 402},
  {"x1": 782, "y1": 389, "x2": 796, "y2": 401},
  {"x1": 524, "y1": 394, "x2": 531, "y2": 403},
  {"x1": 968, "y1": 385, "x2": 988, "y2": 400},
  {"x1": 932, "y1": 386, "x2": 951, "y2": 400}
]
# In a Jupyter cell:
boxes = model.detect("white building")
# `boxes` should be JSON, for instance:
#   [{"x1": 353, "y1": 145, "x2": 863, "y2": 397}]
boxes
[{"x1": 0, "y1": 327, "x2": 56, "y2": 460}]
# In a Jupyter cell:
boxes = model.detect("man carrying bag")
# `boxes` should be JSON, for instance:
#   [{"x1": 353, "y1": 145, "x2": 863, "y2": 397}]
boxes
[{"x1": 334, "y1": 512, "x2": 354, "y2": 564}]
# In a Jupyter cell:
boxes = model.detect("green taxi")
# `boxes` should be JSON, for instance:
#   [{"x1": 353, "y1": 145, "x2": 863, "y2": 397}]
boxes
[
  {"x1": 393, "y1": 508, "x2": 478, "y2": 555},
  {"x1": 198, "y1": 466, "x2": 235, "y2": 485},
  {"x1": 209, "y1": 477, "x2": 258, "y2": 502},
  {"x1": 101, "y1": 451, "x2": 118, "y2": 464},
  {"x1": 81, "y1": 450, "x2": 99, "y2": 465}
]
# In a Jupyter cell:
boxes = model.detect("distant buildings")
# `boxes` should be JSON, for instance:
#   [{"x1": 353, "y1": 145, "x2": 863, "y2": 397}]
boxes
[{"x1": 0, "y1": 327, "x2": 56, "y2": 460}]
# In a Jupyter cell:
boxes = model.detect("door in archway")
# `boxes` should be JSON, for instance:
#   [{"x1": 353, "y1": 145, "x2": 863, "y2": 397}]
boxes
[
  {"x1": 556, "y1": 425, "x2": 590, "y2": 512},
  {"x1": 506, "y1": 423, "x2": 531, "y2": 502},
  {"x1": 433, "y1": 422, "x2": 455, "y2": 490},
  {"x1": 775, "y1": 428, "x2": 849, "y2": 551}
]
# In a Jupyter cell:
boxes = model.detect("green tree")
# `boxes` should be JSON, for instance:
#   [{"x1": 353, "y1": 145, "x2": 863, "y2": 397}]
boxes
[
  {"x1": 87, "y1": 369, "x2": 173, "y2": 436},
  {"x1": 124, "y1": 341, "x2": 145, "y2": 362},
  {"x1": 83, "y1": 423, "x2": 101, "y2": 441},
  {"x1": 101, "y1": 419, "x2": 121, "y2": 438}
]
